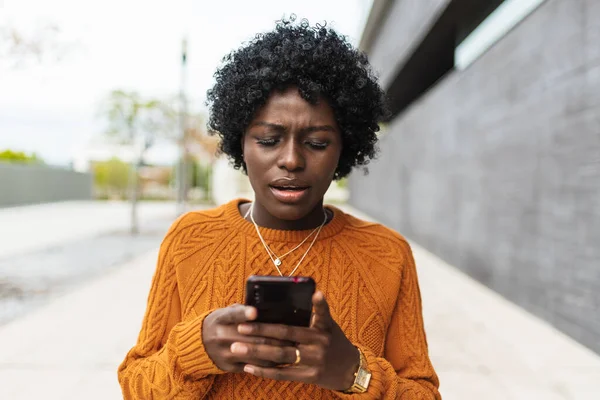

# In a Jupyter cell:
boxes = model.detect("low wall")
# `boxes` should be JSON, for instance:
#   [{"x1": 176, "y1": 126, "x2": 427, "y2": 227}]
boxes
[{"x1": 0, "y1": 164, "x2": 93, "y2": 207}]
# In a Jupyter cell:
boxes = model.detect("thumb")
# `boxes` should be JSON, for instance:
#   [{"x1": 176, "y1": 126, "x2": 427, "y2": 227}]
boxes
[
  {"x1": 215, "y1": 304, "x2": 256, "y2": 325},
  {"x1": 311, "y1": 291, "x2": 333, "y2": 332}
]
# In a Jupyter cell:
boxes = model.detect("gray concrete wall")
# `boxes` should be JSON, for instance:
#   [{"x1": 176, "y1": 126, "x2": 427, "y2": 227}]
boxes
[
  {"x1": 0, "y1": 164, "x2": 93, "y2": 207},
  {"x1": 351, "y1": 0, "x2": 600, "y2": 353},
  {"x1": 367, "y1": 0, "x2": 450, "y2": 87}
]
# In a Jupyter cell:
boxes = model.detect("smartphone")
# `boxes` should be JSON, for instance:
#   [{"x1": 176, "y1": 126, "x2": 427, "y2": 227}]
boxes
[{"x1": 245, "y1": 275, "x2": 315, "y2": 327}]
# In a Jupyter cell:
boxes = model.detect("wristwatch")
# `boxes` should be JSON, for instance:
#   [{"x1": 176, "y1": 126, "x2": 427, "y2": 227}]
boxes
[{"x1": 343, "y1": 347, "x2": 371, "y2": 394}]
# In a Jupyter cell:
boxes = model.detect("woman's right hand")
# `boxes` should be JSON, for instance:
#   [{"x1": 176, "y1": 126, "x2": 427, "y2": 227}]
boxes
[{"x1": 202, "y1": 304, "x2": 294, "y2": 372}]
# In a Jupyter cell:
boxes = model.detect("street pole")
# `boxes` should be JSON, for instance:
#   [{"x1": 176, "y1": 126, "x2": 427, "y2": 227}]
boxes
[
  {"x1": 176, "y1": 37, "x2": 188, "y2": 216},
  {"x1": 129, "y1": 126, "x2": 139, "y2": 235}
]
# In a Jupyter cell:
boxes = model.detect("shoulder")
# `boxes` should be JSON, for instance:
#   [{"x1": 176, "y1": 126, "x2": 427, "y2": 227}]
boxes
[
  {"x1": 159, "y1": 203, "x2": 231, "y2": 259},
  {"x1": 340, "y1": 209, "x2": 410, "y2": 248},
  {"x1": 168, "y1": 204, "x2": 228, "y2": 237},
  {"x1": 335, "y1": 208, "x2": 413, "y2": 271}
]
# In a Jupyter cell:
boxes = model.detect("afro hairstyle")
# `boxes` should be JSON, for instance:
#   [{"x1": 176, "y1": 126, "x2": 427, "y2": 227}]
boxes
[{"x1": 206, "y1": 16, "x2": 388, "y2": 180}]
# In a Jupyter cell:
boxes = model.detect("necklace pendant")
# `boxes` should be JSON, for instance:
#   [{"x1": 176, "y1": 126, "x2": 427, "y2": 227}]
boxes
[{"x1": 274, "y1": 258, "x2": 282, "y2": 267}]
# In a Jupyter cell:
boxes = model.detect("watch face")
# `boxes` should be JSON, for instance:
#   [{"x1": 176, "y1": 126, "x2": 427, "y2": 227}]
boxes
[{"x1": 356, "y1": 368, "x2": 372, "y2": 388}]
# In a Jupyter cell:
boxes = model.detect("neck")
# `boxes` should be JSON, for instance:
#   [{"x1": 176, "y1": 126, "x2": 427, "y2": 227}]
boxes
[{"x1": 247, "y1": 201, "x2": 327, "y2": 231}]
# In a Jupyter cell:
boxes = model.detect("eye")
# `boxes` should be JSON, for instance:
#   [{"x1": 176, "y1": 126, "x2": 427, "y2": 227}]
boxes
[
  {"x1": 256, "y1": 138, "x2": 279, "y2": 147},
  {"x1": 306, "y1": 141, "x2": 329, "y2": 150}
]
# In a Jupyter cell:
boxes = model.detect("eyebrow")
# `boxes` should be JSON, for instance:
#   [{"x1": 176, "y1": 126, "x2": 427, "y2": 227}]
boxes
[{"x1": 249, "y1": 121, "x2": 337, "y2": 133}]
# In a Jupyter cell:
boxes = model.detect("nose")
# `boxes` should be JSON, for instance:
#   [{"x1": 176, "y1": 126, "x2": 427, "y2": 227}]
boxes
[{"x1": 277, "y1": 139, "x2": 305, "y2": 172}]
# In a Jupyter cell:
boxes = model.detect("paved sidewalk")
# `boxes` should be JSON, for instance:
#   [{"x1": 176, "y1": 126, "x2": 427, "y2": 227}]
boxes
[
  {"x1": 0, "y1": 201, "x2": 179, "y2": 259},
  {"x1": 0, "y1": 250, "x2": 157, "y2": 400},
  {"x1": 341, "y1": 206, "x2": 600, "y2": 399},
  {"x1": 0, "y1": 201, "x2": 185, "y2": 326},
  {"x1": 0, "y1": 205, "x2": 598, "y2": 399}
]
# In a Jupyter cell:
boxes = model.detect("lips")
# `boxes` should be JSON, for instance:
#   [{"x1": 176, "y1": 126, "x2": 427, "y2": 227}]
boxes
[
  {"x1": 270, "y1": 185, "x2": 309, "y2": 191},
  {"x1": 269, "y1": 178, "x2": 311, "y2": 204}
]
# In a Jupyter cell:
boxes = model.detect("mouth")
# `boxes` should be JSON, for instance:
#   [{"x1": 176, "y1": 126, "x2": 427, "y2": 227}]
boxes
[
  {"x1": 269, "y1": 185, "x2": 311, "y2": 203},
  {"x1": 270, "y1": 184, "x2": 310, "y2": 191}
]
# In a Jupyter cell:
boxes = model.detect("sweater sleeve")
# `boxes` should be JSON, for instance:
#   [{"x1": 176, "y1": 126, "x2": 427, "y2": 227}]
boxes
[
  {"x1": 117, "y1": 217, "x2": 225, "y2": 399},
  {"x1": 335, "y1": 240, "x2": 441, "y2": 399}
]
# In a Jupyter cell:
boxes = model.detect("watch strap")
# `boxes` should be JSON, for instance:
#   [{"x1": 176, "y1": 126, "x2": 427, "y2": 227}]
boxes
[{"x1": 342, "y1": 347, "x2": 371, "y2": 394}]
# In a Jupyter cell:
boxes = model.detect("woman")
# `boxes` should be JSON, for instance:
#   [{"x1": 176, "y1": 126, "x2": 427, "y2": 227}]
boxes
[{"x1": 118, "y1": 17, "x2": 441, "y2": 399}]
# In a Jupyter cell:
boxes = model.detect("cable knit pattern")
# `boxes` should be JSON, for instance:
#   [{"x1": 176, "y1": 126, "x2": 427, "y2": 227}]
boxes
[{"x1": 118, "y1": 199, "x2": 441, "y2": 399}]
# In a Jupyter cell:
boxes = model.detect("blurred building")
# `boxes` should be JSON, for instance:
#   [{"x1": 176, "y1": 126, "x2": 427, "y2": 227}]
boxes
[
  {"x1": 211, "y1": 157, "x2": 254, "y2": 205},
  {"x1": 351, "y1": 0, "x2": 600, "y2": 352}
]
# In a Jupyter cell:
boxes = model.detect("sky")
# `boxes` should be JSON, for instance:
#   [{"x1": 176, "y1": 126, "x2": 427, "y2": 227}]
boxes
[{"x1": 0, "y1": 0, "x2": 373, "y2": 167}]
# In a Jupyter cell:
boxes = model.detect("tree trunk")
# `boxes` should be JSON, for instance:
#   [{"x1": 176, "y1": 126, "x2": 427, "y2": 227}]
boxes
[{"x1": 129, "y1": 158, "x2": 139, "y2": 235}]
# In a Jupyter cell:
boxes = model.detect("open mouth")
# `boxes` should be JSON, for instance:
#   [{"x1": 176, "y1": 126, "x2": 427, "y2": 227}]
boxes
[
  {"x1": 270, "y1": 185, "x2": 309, "y2": 191},
  {"x1": 269, "y1": 185, "x2": 310, "y2": 203}
]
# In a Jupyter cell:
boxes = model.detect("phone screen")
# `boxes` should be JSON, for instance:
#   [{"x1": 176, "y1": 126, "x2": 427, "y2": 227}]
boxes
[{"x1": 245, "y1": 275, "x2": 315, "y2": 327}]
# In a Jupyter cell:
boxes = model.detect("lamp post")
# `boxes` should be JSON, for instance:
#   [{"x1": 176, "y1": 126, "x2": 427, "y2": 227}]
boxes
[{"x1": 176, "y1": 37, "x2": 188, "y2": 216}]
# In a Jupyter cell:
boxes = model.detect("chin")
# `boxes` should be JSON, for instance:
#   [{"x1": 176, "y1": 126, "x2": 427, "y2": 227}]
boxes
[
  {"x1": 269, "y1": 202, "x2": 312, "y2": 221},
  {"x1": 259, "y1": 194, "x2": 317, "y2": 220}
]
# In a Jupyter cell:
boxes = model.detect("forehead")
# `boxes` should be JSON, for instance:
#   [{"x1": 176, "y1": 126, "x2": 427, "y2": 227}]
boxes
[{"x1": 251, "y1": 87, "x2": 337, "y2": 125}]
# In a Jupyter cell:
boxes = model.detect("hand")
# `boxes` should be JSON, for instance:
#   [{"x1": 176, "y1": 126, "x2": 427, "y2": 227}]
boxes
[
  {"x1": 234, "y1": 291, "x2": 360, "y2": 391},
  {"x1": 202, "y1": 304, "x2": 295, "y2": 372}
]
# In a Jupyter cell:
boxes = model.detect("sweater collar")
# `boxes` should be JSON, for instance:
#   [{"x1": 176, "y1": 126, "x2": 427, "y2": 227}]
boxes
[{"x1": 225, "y1": 198, "x2": 347, "y2": 242}]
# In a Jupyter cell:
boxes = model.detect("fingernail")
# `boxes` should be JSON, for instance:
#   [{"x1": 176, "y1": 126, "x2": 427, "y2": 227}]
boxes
[
  {"x1": 238, "y1": 324, "x2": 252, "y2": 335},
  {"x1": 244, "y1": 365, "x2": 255, "y2": 374},
  {"x1": 231, "y1": 343, "x2": 247, "y2": 354},
  {"x1": 244, "y1": 307, "x2": 255, "y2": 320}
]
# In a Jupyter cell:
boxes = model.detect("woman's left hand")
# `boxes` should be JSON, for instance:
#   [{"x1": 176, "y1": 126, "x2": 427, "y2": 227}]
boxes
[{"x1": 232, "y1": 291, "x2": 359, "y2": 391}]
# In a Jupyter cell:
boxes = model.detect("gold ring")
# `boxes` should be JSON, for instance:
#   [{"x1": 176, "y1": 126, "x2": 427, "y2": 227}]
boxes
[{"x1": 293, "y1": 348, "x2": 301, "y2": 365}]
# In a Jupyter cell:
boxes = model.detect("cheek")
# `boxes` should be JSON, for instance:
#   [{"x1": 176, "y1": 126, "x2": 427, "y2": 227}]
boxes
[
  {"x1": 243, "y1": 148, "x2": 268, "y2": 181},
  {"x1": 244, "y1": 153, "x2": 258, "y2": 177},
  {"x1": 244, "y1": 157, "x2": 262, "y2": 193},
  {"x1": 314, "y1": 151, "x2": 341, "y2": 185},
  {"x1": 327, "y1": 147, "x2": 342, "y2": 173}
]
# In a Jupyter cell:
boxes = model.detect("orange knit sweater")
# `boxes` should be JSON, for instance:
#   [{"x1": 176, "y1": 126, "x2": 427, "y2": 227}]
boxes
[{"x1": 118, "y1": 199, "x2": 440, "y2": 399}]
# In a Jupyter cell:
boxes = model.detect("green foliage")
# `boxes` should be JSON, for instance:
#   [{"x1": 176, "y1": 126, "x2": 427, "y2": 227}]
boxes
[
  {"x1": 99, "y1": 90, "x2": 173, "y2": 145},
  {"x1": 92, "y1": 157, "x2": 130, "y2": 199},
  {"x1": 0, "y1": 149, "x2": 43, "y2": 164},
  {"x1": 192, "y1": 162, "x2": 212, "y2": 193},
  {"x1": 97, "y1": 89, "x2": 217, "y2": 205}
]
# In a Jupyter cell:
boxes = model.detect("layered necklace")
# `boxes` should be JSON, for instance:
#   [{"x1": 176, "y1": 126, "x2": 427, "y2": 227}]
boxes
[{"x1": 246, "y1": 203, "x2": 328, "y2": 277}]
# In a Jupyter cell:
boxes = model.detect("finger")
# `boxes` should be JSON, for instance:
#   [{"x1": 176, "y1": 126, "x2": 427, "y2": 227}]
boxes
[
  {"x1": 235, "y1": 334, "x2": 295, "y2": 347},
  {"x1": 215, "y1": 325, "x2": 294, "y2": 347},
  {"x1": 230, "y1": 343, "x2": 298, "y2": 365},
  {"x1": 215, "y1": 304, "x2": 257, "y2": 325},
  {"x1": 226, "y1": 360, "x2": 278, "y2": 372},
  {"x1": 231, "y1": 359, "x2": 279, "y2": 369},
  {"x1": 237, "y1": 323, "x2": 314, "y2": 344},
  {"x1": 311, "y1": 291, "x2": 333, "y2": 332},
  {"x1": 243, "y1": 364, "x2": 316, "y2": 383}
]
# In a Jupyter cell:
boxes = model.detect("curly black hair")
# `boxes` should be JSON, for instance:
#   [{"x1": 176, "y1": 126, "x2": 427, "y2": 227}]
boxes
[{"x1": 206, "y1": 16, "x2": 388, "y2": 179}]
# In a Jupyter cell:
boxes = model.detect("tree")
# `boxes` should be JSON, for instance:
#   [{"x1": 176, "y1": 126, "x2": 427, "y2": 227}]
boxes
[
  {"x1": 0, "y1": 149, "x2": 43, "y2": 164},
  {"x1": 99, "y1": 90, "x2": 168, "y2": 234},
  {"x1": 133, "y1": 95, "x2": 219, "y2": 202},
  {"x1": 0, "y1": 21, "x2": 73, "y2": 69},
  {"x1": 183, "y1": 113, "x2": 219, "y2": 202},
  {"x1": 92, "y1": 158, "x2": 130, "y2": 199},
  {"x1": 98, "y1": 90, "x2": 220, "y2": 231},
  {"x1": 184, "y1": 112, "x2": 219, "y2": 164}
]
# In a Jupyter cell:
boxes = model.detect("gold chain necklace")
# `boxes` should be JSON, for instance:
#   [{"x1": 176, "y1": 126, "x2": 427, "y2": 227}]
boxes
[
  {"x1": 248, "y1": 203, "x2": 328, "y2": 276},
  {"x1": 244, "y1": 205, "x2": 322, "y2": 266}
]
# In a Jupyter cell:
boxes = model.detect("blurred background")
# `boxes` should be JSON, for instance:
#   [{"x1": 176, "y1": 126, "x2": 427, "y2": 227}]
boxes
[{"x1": 0, "y1": 0, "x2": 598, "y2": 399}]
